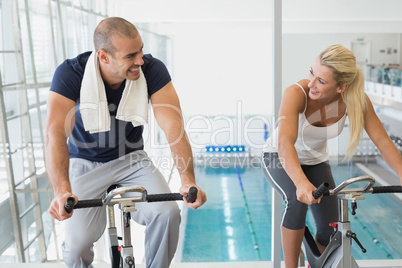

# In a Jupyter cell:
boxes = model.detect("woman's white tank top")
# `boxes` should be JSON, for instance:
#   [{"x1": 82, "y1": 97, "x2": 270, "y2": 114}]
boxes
[{"x1": 263, "y1": 83, "x2": 347, "y2": 165}]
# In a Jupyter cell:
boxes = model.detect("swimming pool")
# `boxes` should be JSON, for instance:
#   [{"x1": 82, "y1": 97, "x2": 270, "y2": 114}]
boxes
[{"x1": 180, "y1": 163, "x2": 402, "y2": 262}]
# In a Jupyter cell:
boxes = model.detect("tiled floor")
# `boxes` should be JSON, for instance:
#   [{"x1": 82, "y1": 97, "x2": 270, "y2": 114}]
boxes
[{"x1": 1, "y1": 260, "x2": 402, "y2": 268}]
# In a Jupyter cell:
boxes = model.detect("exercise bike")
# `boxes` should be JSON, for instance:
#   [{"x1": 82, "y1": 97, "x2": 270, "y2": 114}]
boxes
[
  {"x1": 300, "y1": 175, "x2": 402, "y2": 268},
  {"x1": 64, "y1": 185, "x2": 198, "y2": 268}
]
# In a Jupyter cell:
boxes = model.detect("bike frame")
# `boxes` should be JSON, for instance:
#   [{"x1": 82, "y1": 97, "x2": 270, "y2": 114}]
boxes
[
  {"x1": 301, "y1": 175, "x2": 401, "y2": 268},
  {"x1": 105, "y1": 186, "x2": 147, "y2": 268},
  {"x1": 65, "y1": 185, "x2": 197, "y2": 268}
]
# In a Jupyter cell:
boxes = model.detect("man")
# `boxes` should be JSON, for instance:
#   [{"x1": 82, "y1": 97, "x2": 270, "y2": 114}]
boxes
[{"x1": 46, "y1": 17, "x2": 206, "y2": 268}]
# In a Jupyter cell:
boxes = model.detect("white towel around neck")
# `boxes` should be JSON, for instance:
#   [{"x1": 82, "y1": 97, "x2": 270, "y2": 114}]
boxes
[{"x1": 80, "y1": 51, "x2": 148, "y2": 134}]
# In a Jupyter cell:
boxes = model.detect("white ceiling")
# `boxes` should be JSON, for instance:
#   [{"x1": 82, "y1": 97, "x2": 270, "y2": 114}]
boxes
[{"x1": 112, "y1": 0, "x2": 402, "y2": 33}]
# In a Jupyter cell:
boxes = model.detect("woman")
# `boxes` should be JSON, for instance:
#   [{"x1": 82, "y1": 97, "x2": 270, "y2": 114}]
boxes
[{"x1": 262, "y1": 44, "x2": 402, "y2": 268}]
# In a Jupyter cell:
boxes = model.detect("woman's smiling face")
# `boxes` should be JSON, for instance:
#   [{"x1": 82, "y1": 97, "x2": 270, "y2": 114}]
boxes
[{"x1": 307, "y1": 57, "x2": 343, "y2": 102}]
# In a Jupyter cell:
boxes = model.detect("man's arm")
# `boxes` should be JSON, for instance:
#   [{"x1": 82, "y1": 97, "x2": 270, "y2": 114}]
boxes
[
  {"x1": 45, "y1": 91, "x2": 78, "y2": 220},
  {"x1": 150, "y1": 82, "x2": 206, "y2": 209}
]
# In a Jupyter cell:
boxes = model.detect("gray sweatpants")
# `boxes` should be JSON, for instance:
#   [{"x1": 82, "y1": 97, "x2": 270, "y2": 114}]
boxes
[
  {"x1": 63, "y1": 150, "x2": 181, "y2": 268},
  {"x1": 261, "y1": 152, "x2": 338, "y2": 246}
]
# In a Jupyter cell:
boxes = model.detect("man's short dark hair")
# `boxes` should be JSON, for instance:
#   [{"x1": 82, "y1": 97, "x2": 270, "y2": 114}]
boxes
[{"x1": 93, "y1": 17, "x2": 138, "y2": 56}]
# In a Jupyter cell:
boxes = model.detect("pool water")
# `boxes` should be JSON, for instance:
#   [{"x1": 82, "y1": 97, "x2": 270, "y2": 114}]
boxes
[{"x1": 181, "y1": 164, "x2": 402, "y2": 262}]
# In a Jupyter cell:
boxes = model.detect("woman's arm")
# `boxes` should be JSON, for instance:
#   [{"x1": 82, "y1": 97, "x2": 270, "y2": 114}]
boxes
[
  {"x1": 277, "y1": 80, "x2": 320, "y2": 205},
  {"x1": 363, "y1": 95, "x2": 402, "y2": 184}
]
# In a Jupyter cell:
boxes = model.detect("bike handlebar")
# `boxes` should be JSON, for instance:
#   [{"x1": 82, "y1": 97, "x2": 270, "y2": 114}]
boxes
[
  {"x1": 64, "y1": 186, "x2": 198, "y2": 213},
  {"x1": 147, "y1": 186, "x2": 198, "y2": 203},
  {"x1": 312, "y1": 175, "x2": 402, "y2": 199},
  {"x1": 312, "y1": 182, "x2": 329, "y2": 199},
  {"x1": 64, "y1": 197, "x2": 107, "y2": 213},
  {"x1": 332, "y1": 175, "x2": 375, "y2": 194},
  {"x1": 371, "y1": 186, "x2": 402, "y2": 194}
]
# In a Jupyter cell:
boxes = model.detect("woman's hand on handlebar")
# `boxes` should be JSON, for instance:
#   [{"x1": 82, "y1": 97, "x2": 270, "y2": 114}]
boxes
[
  {"x1": 48, "y1": 192, "x2": 78, "y2": 221},
  {"x1": 296, "y1": 180, "x2": 322, "y2": 205},
  {"x1": 180, "y1": 184, "x2": 207, "y2": 210}
]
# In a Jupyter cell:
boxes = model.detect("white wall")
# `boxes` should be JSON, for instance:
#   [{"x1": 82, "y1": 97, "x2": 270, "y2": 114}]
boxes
[
  {"x1": 110, "y1": 0, "x2": 402, "y2": 116},
  {"x1": 113, "y1": 0, "x2": 402, "y2": 25},
  {"x1": 107, "y1": 1, "x2": 402, "y2": 154},
  {"x1": 282, "y1": 33, "x2": 400, "y2": 90},
  {"x1": 159, "y1": 22, "x2": 272, "y2": 116}
]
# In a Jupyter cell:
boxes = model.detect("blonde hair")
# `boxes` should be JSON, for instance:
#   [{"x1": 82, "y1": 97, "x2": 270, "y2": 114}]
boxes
[{"x1": 319, "y1": 44, "x2": 367, "y2": 160}]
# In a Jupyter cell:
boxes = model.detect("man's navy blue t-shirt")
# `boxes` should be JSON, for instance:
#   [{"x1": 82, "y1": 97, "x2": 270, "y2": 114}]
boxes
[{"x1": 49, "y1": 51, "x2": 171, "y2": 162}]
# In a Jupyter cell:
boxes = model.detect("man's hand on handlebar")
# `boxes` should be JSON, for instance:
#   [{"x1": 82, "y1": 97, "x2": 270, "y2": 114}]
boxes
[
  {"x1": 180, "y1": 184, "x2": 207, "y2": 210},
  {"x1": 49, "y1": 192, "x2": 78, "y2": 221}
]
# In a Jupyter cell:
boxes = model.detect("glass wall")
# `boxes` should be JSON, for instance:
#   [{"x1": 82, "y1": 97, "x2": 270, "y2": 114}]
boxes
[
  {"x1": 365, "y1": 64, "x2": 402, "y2": 107},
  {"x1": 0, "y1": 0, "x2": 109, "y2": 263},
  {"x1": 0, "y1": 0, "x2": 173, "y2": 263}
]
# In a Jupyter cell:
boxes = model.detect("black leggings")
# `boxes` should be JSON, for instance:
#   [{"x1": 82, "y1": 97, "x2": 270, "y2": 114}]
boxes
[{"x1": 261, "y1": 152, "x2": 338, "y2": 246}]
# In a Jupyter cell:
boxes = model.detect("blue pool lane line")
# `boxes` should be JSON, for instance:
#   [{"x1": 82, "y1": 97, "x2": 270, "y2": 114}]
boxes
[
  {"x1": 235, "y1": 166, "x2": 261, "y2": 260},
  {"x1": 351, "y1": 212, "x2": 393, "y2": 259}
]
